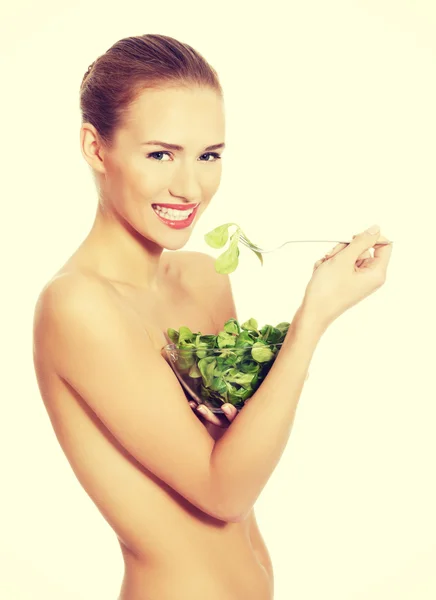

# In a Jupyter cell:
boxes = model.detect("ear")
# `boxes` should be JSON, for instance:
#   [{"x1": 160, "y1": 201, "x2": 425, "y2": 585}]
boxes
[{"x1": 80, "y1": 123, "x2": 106, "y2": 175}]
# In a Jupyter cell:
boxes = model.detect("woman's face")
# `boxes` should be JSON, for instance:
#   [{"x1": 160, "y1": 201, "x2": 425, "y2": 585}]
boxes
[{"x1": 93, "y1": 85, "x2": 225, "y2": 250}]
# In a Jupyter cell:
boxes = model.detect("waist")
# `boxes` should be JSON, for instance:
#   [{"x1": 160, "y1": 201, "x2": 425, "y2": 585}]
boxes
[{"x1": 119, "y1": 542, "x2": 273, "y2": 600}]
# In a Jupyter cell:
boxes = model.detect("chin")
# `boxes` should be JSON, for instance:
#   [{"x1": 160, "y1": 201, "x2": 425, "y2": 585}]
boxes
[
  {"x1": 138, "y1": 227, "x2": 193, "y2": 252},
  {"x1": 159, "y1": 235, "x2": 192, "y2": 252}
]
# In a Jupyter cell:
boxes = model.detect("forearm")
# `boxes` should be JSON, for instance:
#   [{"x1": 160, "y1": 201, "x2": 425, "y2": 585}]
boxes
[{"x1": 210, "y1": 306, "x2": 325, "y2": 521}]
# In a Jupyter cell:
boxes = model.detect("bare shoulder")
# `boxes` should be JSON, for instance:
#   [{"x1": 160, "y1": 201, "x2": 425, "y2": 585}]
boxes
[
  {"x1": 177, "y1": 250, "x2": 218, "y2": 280},
  {"x1": 177, "y1": 250, "x2": 227, "y2": 293},
  {"x1": 35, "y1": 270, "x2": 108, "y2": 313},
  {"x1": 33, "y1": 271, "x2": 117, "y2": 351}
]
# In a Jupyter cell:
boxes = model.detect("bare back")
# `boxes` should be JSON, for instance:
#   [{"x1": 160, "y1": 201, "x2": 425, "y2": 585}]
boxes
[{"x1": 33, "y1": 250, "x2": 273, "y2": 600}]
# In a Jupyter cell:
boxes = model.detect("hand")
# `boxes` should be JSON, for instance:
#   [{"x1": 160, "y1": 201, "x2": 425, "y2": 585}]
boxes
[
  {"x1": 302, "y1": 225, "x2": 393, "y2": 331},
  {"x1": 189, "y1": 401, "x2": 238, "y2": 441}
]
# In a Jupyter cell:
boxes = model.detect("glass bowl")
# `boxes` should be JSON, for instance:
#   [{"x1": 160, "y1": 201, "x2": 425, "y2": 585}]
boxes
[{"x1": 162, "y1": 341, "x2": 284, "y2": 414}]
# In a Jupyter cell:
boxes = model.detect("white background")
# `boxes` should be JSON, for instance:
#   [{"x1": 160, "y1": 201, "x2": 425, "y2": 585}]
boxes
[{"x1": 1, "y1": 1, "x2": 435, "y2": 598}]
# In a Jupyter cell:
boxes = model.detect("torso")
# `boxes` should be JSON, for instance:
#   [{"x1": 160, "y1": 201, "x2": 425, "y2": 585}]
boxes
[{"x1": 34, "y1": 250, "x2": 274, "y2": 600}]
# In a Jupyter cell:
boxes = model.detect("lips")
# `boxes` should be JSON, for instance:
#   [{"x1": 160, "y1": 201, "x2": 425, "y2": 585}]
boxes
[{"x1": 152, "y1": 203, "x2": 199, "y2": 230}]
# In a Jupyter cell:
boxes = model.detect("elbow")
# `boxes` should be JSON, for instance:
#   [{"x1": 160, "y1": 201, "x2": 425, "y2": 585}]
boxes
[{"x1": 208, "y1": 459, "x2": 250, "y2": 523}]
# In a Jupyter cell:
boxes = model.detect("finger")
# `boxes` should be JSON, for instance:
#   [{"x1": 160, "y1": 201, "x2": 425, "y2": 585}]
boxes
[
  {"x1": 368, "y1": 233, "x2": 393, "y2": 273},
  {"x1": 324, "y1": 242, "x2": 347, "y2": 259},
  {"x1": 222, "y1": 403, "x2": 238, "y2": 421},
  {"x1": 189, "y1": 402, "x2": 197, "y2": 410},
  {"x1": 197, "y1": 404, "x2": 226, "y2": 427},
  {"x1": 353, "y1": 233, "x2": 392, "y2": 248},
  {"x1": 343, "y1": 227, "x2": 391, "y2": 262},
  {"x1": 313, "y1": 242, "x2": 347, "y2": 271},
  {"x1": 314, "y1": 233, "x2": 391, "y2": 272},
  {"x1": 313, "y1": 258, "x2": 323, "y2": 271},
  {"x1": 355, "y1": 249, "x2": 371, "y2": 268}
]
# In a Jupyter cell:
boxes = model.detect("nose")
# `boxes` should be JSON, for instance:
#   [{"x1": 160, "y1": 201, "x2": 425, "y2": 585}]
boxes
[{"x1": 169, "y1": 162, "x2": 202, "y2": 203}]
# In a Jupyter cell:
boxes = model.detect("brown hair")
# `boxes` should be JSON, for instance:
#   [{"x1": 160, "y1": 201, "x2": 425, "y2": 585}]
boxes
[{"x1": 80, "y1": 34, "x2": 223, "y2": 149}]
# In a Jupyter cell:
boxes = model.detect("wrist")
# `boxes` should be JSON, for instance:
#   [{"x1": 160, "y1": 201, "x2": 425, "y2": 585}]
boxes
[{"x1": 294, "y1": 303, "x2": 329, "y2": 340}]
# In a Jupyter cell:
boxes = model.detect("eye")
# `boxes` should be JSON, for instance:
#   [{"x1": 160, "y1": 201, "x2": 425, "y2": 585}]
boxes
[
  {"x1": 147, "y1": 151, "x2": 222, "y2": 162},
  {"x1": 200, "y1": 153, "x2": 222, "y2": 162},
  {"x1": 147, "y1": 151, "x2": 172, "y2": 161}
]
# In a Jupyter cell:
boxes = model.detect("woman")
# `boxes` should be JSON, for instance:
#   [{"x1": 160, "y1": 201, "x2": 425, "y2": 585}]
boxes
[{"x1": 32, "y1": 33, "x2": 392, "y2": 600}]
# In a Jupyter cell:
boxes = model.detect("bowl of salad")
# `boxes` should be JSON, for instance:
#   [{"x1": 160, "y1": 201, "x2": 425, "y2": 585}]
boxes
[{"x1": 162, "y1": 317, "x2": 290, "y2": 414}]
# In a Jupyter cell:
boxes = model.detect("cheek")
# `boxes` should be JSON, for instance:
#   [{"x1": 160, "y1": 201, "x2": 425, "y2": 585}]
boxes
[
  {"x1": 104, "y1": 161, "x2": 139, "y2": 206},
  {"x1": 203, "y1": 168, "x2": 222, "y2": 194},
  {"x1": 129, "y1": 168, "x2": 168, "y2": 202},
  {"x1": 102, "y1": 169, "x2": 126, "y2": 210}
]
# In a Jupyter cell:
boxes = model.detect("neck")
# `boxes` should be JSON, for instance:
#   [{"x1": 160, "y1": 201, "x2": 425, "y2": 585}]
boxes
[{"x1": 79, "y1": 205, "x2": 166, "y2": 292}]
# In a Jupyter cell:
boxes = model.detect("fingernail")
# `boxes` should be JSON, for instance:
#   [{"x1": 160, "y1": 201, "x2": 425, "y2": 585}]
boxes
[
  {"x1": 197, "y1": 406, "x2": 207, "y2": 414},
  {"x1": 222, "y1": 405, "x2": 232, "y2": 416},
  {"x1": 366, "y1": 224, "x2": 380, "y2": 234}
]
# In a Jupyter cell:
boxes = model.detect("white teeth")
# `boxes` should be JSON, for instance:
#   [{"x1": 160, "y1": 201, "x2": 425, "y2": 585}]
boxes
[{"x1": 153, "y1": 205, "x2": 195, "y2": 221}]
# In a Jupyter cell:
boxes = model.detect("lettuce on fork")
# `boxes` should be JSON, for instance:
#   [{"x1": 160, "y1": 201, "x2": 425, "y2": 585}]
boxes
[
  {"x1": 204, "y1": 223, "x2": 264, "y2": 274},
  {"x1": 167, "y1": 317, "x2": 290, "y2": 410}
]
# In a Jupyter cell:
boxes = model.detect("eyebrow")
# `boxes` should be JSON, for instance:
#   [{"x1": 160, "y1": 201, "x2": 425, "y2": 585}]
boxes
[{"x1": 141, "y1": 140, "x2": 225, "y2": 152}]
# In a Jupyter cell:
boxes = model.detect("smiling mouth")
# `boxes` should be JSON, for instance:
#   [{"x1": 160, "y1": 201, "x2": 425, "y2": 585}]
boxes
[
  {"x1": 151, "y1": 203, "x2": 200, "y2": 228},
  {"x1": 151, "y1": 203, "x2": 200, "y2": 220}
]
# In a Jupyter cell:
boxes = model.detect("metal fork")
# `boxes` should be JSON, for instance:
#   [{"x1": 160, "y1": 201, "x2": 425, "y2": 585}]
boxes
[{"x1": 238, "y1": 233, "x2": 393, "y2": 254}]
